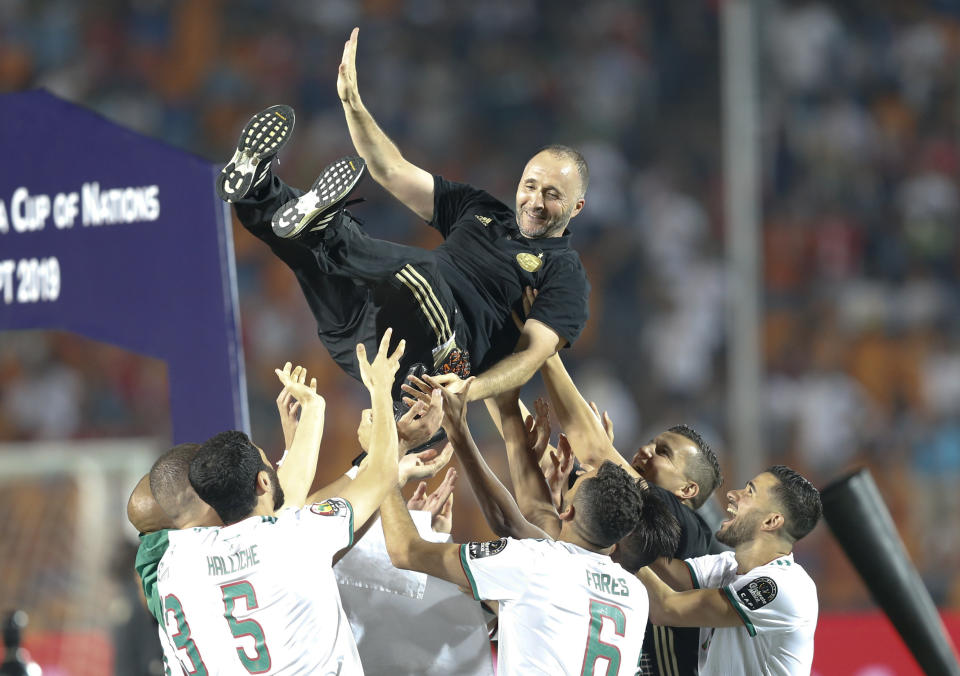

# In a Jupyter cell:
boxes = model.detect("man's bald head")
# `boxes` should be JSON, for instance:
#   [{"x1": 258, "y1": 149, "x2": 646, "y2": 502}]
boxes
[{"x1": 149, "y1": 443, "x2": 216, "y2": 528}]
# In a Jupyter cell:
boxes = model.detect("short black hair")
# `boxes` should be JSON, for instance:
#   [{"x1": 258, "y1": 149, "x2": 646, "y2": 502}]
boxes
[
  {"x1": 669, "y1": 424, "x2": 722, "y2": 510},
  {"x1": 149, "y1": 443, "x2": 200, "y2": 523},
  {"x1": 574, "y1": 461, "x2": 642, "y2": 548},
  {"x1": 537, "y1": 144, "x2": 589, "y2": 197},
  {"x1": 767, "y1": 465, "x2": 822, "y2": 542},
  {"x1": 189, "y1": 431, "x2": 263, "y2": 525},
  {"x1": 614, "y1": 485, "x2": 682, "y2": 573}
]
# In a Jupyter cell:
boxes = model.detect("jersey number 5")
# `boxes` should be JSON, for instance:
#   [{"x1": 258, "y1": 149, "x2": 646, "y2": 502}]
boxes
[
  {"x1": 580, "y1": 599, "x2": 626, "y2": 676},
  {"x1": 221, "y1": 580, "x2": 272, "y2": 673}
]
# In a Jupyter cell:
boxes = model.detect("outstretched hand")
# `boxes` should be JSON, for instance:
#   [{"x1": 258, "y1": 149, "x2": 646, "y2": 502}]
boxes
[
  {"x1": 589, "y1": 401, "x2": 615, "y2": 443},
  {"x1": 540, "y1": 433, "x2": 575, "y2": 510},
  {"x1": 356, "y1": 328, "x2": 404, "y2": 394},
  {"x1": 274, "y1": 363, "x2": 323, "y2": 447},
  {"x1": 396, "y1": 387, "x2": 444, "y2": 451},
  {"x1": 338, "y1": 27, "x2": 362, "y2": 108},
  {"x1": 399, "y1": 443, "x2": 454, "y2": 485},
  {"x1": 525, "y1": 398, "x2": 552, "y2": 462},
  {"x1": 406, "y1": 467, "x2": 457, "y2": 534},
  {"x1": 423, "y1": 374, "x2": 475, "y2": 434}
]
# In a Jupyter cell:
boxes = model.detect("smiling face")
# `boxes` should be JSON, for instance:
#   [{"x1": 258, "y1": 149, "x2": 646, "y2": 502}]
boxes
[
  {"x1": 716, "y1": 472, "x2": 781, "y2": 547},
  {"x1": 515, "y1": 151, "x2": 585, "y2": 239},
  {"x1": 630, "y1": 431, "x2": 699, "y2": 500}
]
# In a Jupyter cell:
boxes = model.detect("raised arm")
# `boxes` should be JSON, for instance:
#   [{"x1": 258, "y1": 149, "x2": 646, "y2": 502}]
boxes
[
  {"x1": 273, "y1": 363, "x2": 326, "y2": 508},
  {"x1": 636, "y1": 567, "x2": 742, "y2": 628},
  {"x1": 408, "y1": 375, "x2": 549, "y2": 540},
  {"x1": 338, "y1": 27, "x2": 435, "y2": 220},
  {"x1": 540, "y1": 351, "x2": 638, "y2": 477},
  {"x1": 496, "y1": 393, "x2": 563, "y2": 538},
  {"x1": 380, "y1": 487, "x2": 467, "y2": 586},
  {"x1": 337, "y1": 330, "x2": 403, "y2": 528}
]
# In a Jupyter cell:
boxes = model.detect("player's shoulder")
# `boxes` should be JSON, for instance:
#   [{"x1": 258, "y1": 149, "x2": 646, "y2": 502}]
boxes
[{"x1": 737, "y1": 555, "x2": 818, "y2": 615}]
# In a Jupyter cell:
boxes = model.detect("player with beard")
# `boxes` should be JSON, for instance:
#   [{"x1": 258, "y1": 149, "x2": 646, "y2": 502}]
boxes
[
  {"x1": 637, "y1": 466, "x2": 822, "y2": 676},
  {"x1": 516, "y1": 327, "x2": 723, "y2": 676},
  {"x1": 141, "y1": 331, "x2": 403, "y2": 675}
]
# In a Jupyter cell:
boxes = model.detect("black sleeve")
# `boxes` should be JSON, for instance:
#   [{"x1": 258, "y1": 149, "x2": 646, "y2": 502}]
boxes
[
  {"x1": 429, "y1": 175, "x2": 487, "y2": 238},
  {"x1": 527, "y1": 256, "x2": 590, "y2": 347}
]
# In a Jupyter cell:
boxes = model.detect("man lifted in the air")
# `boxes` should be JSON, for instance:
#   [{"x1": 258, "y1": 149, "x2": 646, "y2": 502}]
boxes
[{"x1": 217, "y1": 27, "x2": 591, "y2": 408}]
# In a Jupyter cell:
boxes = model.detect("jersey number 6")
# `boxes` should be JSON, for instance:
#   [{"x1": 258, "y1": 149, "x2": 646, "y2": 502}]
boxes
[{"x1": 580, "y1": 599, "x2": 626, "y2": 676}]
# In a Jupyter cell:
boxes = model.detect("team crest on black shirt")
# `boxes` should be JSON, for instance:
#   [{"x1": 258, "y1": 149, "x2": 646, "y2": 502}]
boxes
[
  {"x1": 515, "y1": 253, "x2": 543, "y2": 272},
  {"x1": 468, "y1": 538, "x2": 508, "y2": 559},
  {"x1": 737, "y1": 577, "x2": 778, "y2": 610}
]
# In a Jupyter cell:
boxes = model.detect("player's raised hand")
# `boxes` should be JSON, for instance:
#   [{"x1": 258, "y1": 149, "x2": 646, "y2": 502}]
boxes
[
  {"x1": 338, "y1": 27, "x2": 362, "y2": 108},
  {"x1": 399, "y1": 442, "x2": 454, "y2": 485},
  {"x1": 540, "y1": 433, "x2": 575, "y2": 510},
  {"x1": 525, "y1": 398, "x2": 552, "y2": 462},
  {"x1": 356, "y1": 328, "x2": 405, "y2": 393},
  {"x1": 274, "y1": 362, "x2": 323, "y2": 410},
  {"x1": 422, "y1": 373, "x2": 475, "y2": 434},
  {"x1": 406, "y1": 467, "x2": 457, "y2": 534},
  {"x1": 396, "y1": 387, "x2": 444, "y2": 451}
]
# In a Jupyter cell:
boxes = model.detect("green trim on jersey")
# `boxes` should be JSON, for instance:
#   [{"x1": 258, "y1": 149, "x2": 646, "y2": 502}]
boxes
[
  {"x1": 342, "y1": 498, "x2": 355, "y2": 548},
  {"x1": 722, "y1": 586, "x2": 757, "y2": 637},
  {"x1": 684, "y1": 560, "x2": 700, "y2": 589},
  {"x1": 136, "y1": 529, "x2": 171, "y2": 624},
  {"x1": 459, "y1": 544, "x2": 481, "y2": 601}
]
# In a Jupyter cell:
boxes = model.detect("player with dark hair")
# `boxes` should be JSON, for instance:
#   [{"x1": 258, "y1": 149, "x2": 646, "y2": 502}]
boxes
[
  {"x1": 638, "y1": 465, "x2": 822, "y2": 676},
  {"x1": 474, "y1": 318, "x2": 723, "y2": 676},
  {"x1": 380, "y1": 375, "x2": 679, "y2": 676},
  {"x1": 216, "y1": 28, "x2": 591, "y2": 415},
  {"x1": 137, "y1": 332, "x2": 402, "y2": 674}
]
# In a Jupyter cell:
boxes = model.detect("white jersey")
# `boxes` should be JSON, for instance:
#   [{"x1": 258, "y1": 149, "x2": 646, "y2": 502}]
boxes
[
  {"x1": 334, "y1": 512, "x2": 494, "y2": 676},
  {"x1": 461, "y1": 537, "x2": 648, "y2": 676},
  {"x1": 139, "y1": 498, "x2": 362, "y2": 675},
  {"x1": 684, "y1": 551, "x2": 818, "y2": 676}
]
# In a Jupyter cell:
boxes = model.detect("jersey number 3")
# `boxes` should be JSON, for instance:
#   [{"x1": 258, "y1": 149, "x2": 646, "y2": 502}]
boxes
[
  {"x1": 163, "y1": 580, "x2": 271, "y2": 674},
  {"x1": 580, "y1": 599, "x2": 626, "y2": 676}
]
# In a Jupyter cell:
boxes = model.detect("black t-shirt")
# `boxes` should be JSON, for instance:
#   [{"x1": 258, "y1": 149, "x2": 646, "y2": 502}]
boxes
[
  {"x1": 430, "y1": 176, "x2": 590, "y2": 372},
  {"x1": 641, "y1": 486, "x2": 715, "y2": 676}
]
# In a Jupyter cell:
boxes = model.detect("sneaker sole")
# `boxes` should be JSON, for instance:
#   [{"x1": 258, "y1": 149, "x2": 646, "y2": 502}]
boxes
[
  {"x1": 216, "y1": 104, "x2": 295, "y2": 203},
  {"x1": 271, "y1": 156, "x2": 366, "y2": 239}
]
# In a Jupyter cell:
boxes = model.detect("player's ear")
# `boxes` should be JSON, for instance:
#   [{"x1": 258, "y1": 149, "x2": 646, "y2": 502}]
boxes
[
  {"x1": 559, "y1": 503, "x2": 575, "y2": 522},
  {"x1": 255, "y1": 470, "x2": 271, "y2": 495},
  {"x1": 679, "y1": 480, "x2": 699, "y2": 503},
  {"x1": 762, "y1": 512, "x2": 785, "y2": 533}
]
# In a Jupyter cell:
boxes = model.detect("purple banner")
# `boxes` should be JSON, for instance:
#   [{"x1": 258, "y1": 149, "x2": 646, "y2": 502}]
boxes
[{"x1": 0, "y1": 89, "x2": 248, "y2": 443}]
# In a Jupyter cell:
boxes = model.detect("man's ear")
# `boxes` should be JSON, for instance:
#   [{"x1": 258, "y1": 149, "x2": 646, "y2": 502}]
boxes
[
  {"x1": 559, "y1": 503, "x2": 575, "y2": 522},
  {"x1": 255, "y1": 470, "x2": 271, "y2": 495},
  {"x1": 678, "y1": 481, "x2": 699, "y2": 503},
  {"x1": 761, "y1": 512, "x2": 785, "y2": 533}
]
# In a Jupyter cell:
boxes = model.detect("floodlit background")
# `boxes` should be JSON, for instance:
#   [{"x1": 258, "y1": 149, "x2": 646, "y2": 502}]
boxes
[{"x1": 1, "y1": 1, "x2": 959, "y2": 673}]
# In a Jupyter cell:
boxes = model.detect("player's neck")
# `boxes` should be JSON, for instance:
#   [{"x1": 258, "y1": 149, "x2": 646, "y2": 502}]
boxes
[
  {"x1": 559, "y1": 522, "x2": 615, "y2": 556},
  {"x1": 733, "y1": 537, "x2": 792, "y2": 575}
]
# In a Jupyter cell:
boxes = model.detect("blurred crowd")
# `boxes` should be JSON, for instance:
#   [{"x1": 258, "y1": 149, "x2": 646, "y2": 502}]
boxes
[{"x1": 2, "y1": 0, "x2": 960, "y2": 620}]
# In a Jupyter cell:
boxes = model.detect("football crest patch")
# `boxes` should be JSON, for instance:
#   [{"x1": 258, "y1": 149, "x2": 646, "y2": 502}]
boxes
[
  {"x1": 309, "y1": 499, "x2": 343, "y2": 517},
  {"x1": 737, "y1": 576, "x2": 778, "y2": 610},
  {"x1": 468, "y1": 538, "x2": 508, "y2": 559}
]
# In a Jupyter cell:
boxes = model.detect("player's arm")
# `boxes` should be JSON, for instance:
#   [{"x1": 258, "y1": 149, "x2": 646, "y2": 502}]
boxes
[
  {"x1": 540, "y1": 348, "x2": 638, "y2": 478},
  {"x1": 336, "y1": 330, "x2": 403, "y2": 529},
  {"x1": 337, "y1": 27, "x2": 435, "y2": 221},
  {"x1": 465, "y1": 318, "x2": 564, "y2": 402},
  {"x1": 127, "y1": 474, "x2": 173, "y2": 534},
  {"x1": 405, "y1": 375, "x2": 550, "y2": 540},
  {"x1": 637, "y1": 567, "x2": 743, "y2": 628},
  {"x1": 273, "y1": 363, "x2": 326, "y2": 508},
  {"x1": 496, "y1": 392, "x2": 563, "y2": 538},
  {"x1": 381, "y1": 486, "x2": 469, "y2": 587},
  {"x1": 649, "y1": 556, "x2": 696, "y2": 592}
]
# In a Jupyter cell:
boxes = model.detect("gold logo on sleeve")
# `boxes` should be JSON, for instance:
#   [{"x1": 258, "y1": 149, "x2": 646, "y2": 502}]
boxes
[
  {"x1": 516, "y1": 253, "x2": 543, "y2": 272},
  {"x1": 475, "y1": 215, "x2": 492, "y2": 226}
]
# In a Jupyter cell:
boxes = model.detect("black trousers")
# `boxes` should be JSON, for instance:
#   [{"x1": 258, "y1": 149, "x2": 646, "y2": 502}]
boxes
[{"x1": 234, "y1": 174, "x2": 468, "y2": 400}]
